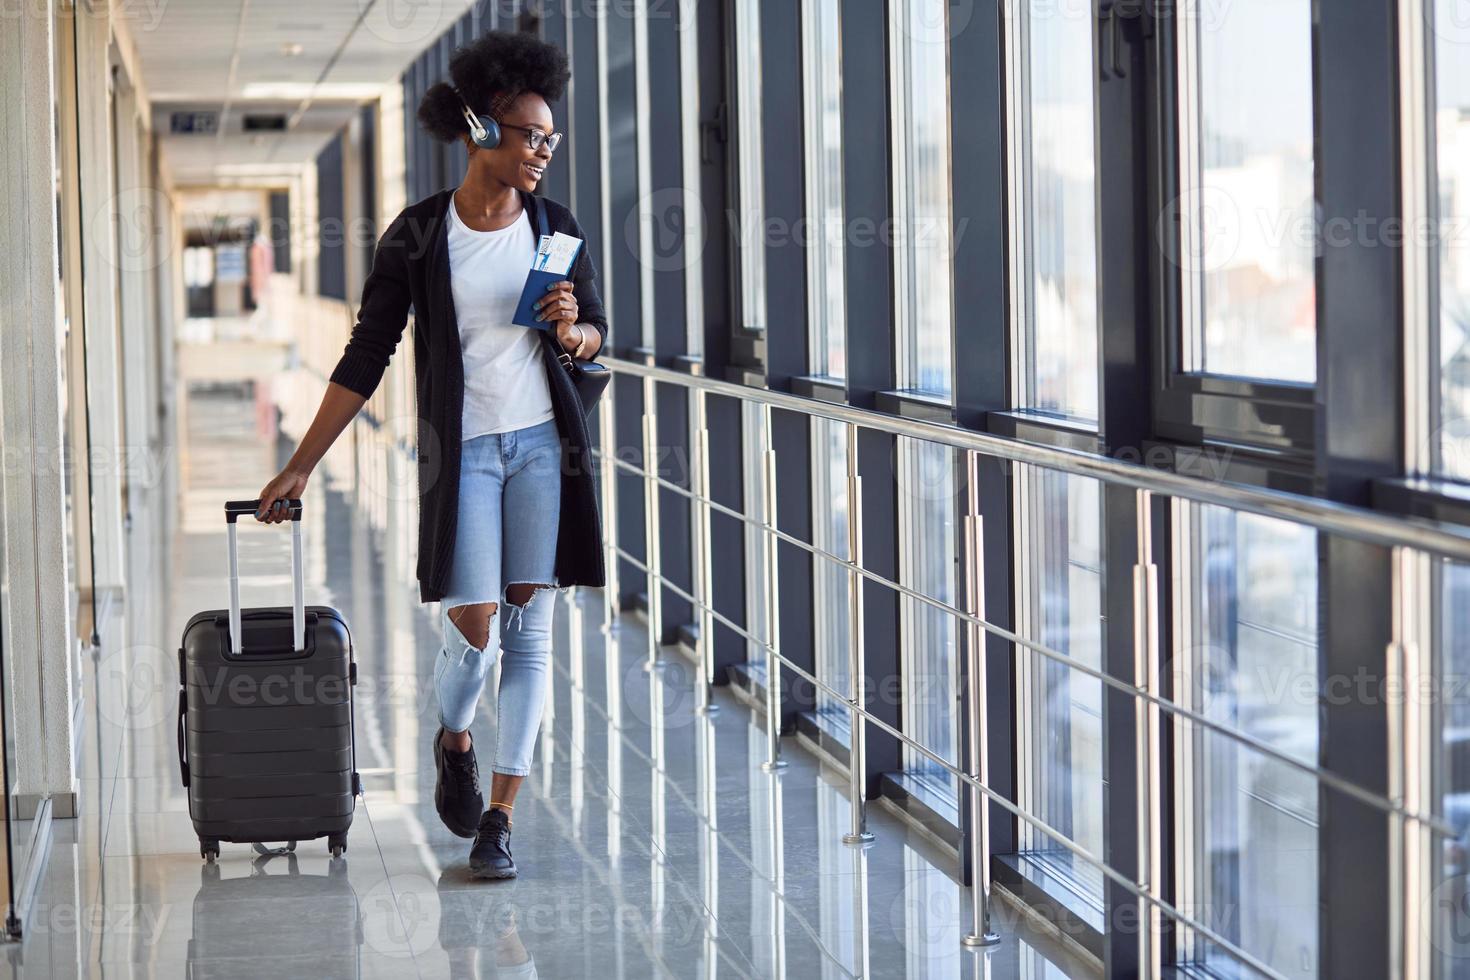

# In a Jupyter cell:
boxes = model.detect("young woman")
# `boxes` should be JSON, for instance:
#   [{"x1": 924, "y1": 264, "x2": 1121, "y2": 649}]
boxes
[{"x1": 253, "y1": 30, "x2": 607, "y2": 879}]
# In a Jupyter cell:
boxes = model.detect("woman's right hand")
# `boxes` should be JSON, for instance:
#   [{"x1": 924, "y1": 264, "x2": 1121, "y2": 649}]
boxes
[{"x1": 254, "y1": 467, "x2": 311, "y2": 523}]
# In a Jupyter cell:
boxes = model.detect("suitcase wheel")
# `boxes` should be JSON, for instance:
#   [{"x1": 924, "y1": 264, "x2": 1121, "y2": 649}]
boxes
[
  {"x1": 200, "y1": 839, "x2": 220, "y2": 863},
  {"x1": 329, "y1": 833, "x2": 347, "y2": 859}
]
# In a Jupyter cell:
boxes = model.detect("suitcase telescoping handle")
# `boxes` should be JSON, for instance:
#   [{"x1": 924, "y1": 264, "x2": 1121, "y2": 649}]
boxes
[{"x1": 223, "y1": 498, "x2": 305, "y2": 655}]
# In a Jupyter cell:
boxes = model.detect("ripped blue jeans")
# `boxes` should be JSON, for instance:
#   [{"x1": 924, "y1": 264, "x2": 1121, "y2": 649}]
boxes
[{"x1": 436, "y1": 417, "x2": 563, "y2": 777}]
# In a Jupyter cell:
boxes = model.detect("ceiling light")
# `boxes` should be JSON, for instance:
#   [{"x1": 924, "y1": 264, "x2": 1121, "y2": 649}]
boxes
[
  {"x1": 240, "y1": 82, "x2": 385, "y2": 101},
  {"x1": 213, "y1": 163, "x2": 305, "y2": 177},
  {"x1": 281, "y1": 42, "x2": 304, "y2": 57}
]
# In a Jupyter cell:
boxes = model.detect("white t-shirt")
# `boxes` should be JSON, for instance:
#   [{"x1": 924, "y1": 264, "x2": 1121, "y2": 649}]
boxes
[{"x1": 446, "y1": 193, "x2": 556, "y2": 440}]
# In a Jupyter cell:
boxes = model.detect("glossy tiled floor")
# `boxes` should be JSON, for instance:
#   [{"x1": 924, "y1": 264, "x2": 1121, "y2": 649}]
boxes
[{"x1": 4, "y1": 384, "x2": 1097, "y2": 978}]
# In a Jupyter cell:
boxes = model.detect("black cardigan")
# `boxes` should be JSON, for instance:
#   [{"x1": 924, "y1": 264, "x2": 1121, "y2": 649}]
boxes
[{"x1": 327, "y1": 187, "x2": 609, "y2": 604}]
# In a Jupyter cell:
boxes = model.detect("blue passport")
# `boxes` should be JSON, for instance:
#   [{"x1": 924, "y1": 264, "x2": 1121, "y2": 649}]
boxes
[{"x1": 512, "y1": 239, "x2": 583, "y2": 331}]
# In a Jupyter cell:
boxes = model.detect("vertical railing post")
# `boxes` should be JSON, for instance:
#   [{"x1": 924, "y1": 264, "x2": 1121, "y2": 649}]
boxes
[
  {"x1": 641, "y1": 379, "x2": 663, "y2": 671},
  {"x1": 851, "y1": 844, "x2": 873, "y2": 977},
  {"x1": 697, "y1": 705, "x2": 721, "y2": 978},
  {"x1": 842, "y1": 421, "x2": 873, "y2": 843},
  {"x1": 598, "y1": 389, "x2": 620, "y2": 627},
  {"x1": 692, "y1": 388, "x2": 719, "y2": 714},
  {"x1": 962, "y1": 450, "x2": 999, "y2": 946},
  {"x1": 1390, "y1": 546, "x2": 1433, "y2": 979},
  {"x1": 760, "y1": 402, "x2": 787, "y2": 771},
  {"x1": 1133, "y1": 488, "x2": 1162, "y2": 975}
]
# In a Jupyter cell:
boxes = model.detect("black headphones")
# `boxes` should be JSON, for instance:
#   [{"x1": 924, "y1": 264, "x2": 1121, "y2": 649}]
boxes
[{"x1": 455, "y1": 85, "x2": 513, "y2": 150}]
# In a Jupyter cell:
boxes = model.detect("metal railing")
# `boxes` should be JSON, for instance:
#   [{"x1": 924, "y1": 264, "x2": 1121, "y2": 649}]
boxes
[{"x1": 591, "y1": 354, "x2": 1465, "y2": 977}]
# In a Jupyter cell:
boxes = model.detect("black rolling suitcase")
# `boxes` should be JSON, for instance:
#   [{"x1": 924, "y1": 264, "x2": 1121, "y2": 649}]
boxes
[{"x1": 177, "y1": 498, "x2": 361, "y2": 862}]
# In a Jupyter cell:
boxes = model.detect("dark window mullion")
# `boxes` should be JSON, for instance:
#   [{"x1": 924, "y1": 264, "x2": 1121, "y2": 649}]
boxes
[{"x1": 1095, "y1": 3, "x2": 1159, "y2": 974}]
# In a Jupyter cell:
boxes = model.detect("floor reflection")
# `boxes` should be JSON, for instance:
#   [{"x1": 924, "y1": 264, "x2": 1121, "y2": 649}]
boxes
[{"x1": 8, "y1": 383, "x2": 1097, "y2": 978}]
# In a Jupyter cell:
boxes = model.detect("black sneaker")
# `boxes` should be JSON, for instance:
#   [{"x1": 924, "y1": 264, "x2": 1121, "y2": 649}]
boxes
[
  {"x1": 469, "y1": 808, "x2": 517, "y2": 879},
  {"x1": 433, "y1": 727, "x2": 485, "y2": 838}
]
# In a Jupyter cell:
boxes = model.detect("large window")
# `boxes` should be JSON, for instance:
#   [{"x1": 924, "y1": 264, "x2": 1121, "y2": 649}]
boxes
[
  {"x1": 1014, "y1": 467, "x2": 1104, "y2": 906},
  {"x1": 1005, "y1": 0, "x2": 1099, "y2": 421},
  {"x1": 1435, "y1": 1, "x2": 1470, "y2": 477},
  {"x1": 733, "y1": 0, "x2": 767, "y2": 334},
  {"x1": 1172, "y1": 505, "x2": 1319, "y2": 978},
  {"x1": 632, "y1": 0, "x2": 656, "y2": 349},
  {"x1": 1176, "y1": 0, "x2": 1316, "y2": 383},
  {"x1": 802, "y1": 0, "x2": 847, "y2": 378},
  {"x1": 1438, "y1": 560, "x2": 1470, "y2": 975},
  {"x1": 1440, "y1": 562, "x2": 1470, "y2": 974},
  {"x1": 889, "y1": 0, "x2": 954, "y2": 397},
  {"x1": 678, "y1": 0, "x2": 705, "y2": 357},
  {"x1": 897, "y1": 437, "x2": 958, "y2": 795}
]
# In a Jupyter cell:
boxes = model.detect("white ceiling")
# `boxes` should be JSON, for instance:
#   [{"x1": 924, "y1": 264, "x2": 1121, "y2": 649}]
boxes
[{"x1": 134, "y1": 0, "x2": 477, "y2": 185}]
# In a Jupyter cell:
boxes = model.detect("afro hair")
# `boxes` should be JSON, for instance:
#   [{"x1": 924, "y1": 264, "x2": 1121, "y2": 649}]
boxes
[{"x1": 417, "y1": 30, "x2": 571, "y2": 143}]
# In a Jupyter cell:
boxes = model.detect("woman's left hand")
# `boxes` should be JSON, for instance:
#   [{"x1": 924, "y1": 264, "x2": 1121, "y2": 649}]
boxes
[{"x1": 536, "y1": 280, "x2": 578, "y2": 335}]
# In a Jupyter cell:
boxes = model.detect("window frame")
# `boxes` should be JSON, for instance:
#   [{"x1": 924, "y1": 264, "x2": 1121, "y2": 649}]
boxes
[
  {"x1": 730, "y1": 0, "x2": 768, "y2": 341},
  {"x1": 1002, "y1": 0, "x2": 1103, "y2": 428},
  {"x1": 800, "y1": 0, "x2": 848, "y2": 382},
  {"x1": 1149, "y1": 1, "x2": 1319, "y2": 459},
  {"x1": 887, "y1": 0, "x2": 957, "y2": 401}
]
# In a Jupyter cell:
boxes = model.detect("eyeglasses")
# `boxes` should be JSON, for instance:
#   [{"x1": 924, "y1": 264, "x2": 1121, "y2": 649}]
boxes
[{"x1": 499, "y1": 123, "x2": 564, "y2": 153}]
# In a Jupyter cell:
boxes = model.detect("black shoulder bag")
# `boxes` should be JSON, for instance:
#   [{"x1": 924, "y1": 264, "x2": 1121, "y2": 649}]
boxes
[{"x1": 534, "y1": 195, "x2": 611, "y2": 417}]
